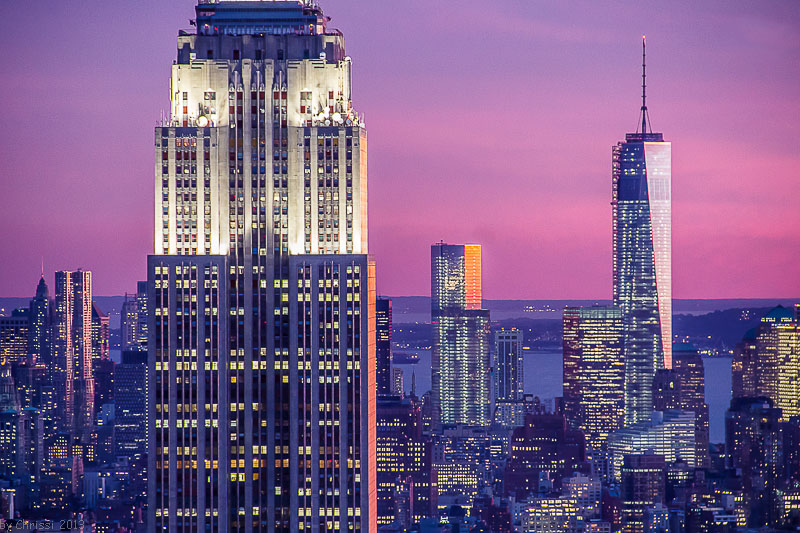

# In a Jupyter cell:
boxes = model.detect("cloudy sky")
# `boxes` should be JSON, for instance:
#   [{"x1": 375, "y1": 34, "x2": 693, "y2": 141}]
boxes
[{"x1": 0, "y1": 0, "x2": 798, "y2": 299}]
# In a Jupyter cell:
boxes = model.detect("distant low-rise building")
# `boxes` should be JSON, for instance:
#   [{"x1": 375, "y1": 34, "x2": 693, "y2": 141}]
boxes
[{"x1": 523, "y1": 497, "x2": 583, "y2": 533}]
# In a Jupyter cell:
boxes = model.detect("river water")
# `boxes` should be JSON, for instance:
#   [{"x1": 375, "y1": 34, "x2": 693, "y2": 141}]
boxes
[{"x1": 394, "y1": 350, "x2": 732, "y2": 444}]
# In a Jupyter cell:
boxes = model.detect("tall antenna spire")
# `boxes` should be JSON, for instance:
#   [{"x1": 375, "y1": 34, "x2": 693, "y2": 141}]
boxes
[{"x1": 640, "y1": 35, "x2": 649, "y2": 134}]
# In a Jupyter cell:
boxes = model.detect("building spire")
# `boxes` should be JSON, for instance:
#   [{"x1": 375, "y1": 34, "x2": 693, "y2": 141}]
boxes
[{"x1": 640, "y1": 35, "x2": 651, "y2": 134}]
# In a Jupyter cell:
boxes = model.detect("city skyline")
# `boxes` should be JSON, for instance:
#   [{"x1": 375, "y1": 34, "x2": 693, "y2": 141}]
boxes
[
  {"x1": 0, "y1": 2, "x2": 798, "y2": 530},
  {"x1": 1, "y1": 0, "x2": 798, "y2": 299}
]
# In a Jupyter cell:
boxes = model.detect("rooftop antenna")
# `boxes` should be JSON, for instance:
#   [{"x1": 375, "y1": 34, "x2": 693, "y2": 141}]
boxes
[{"x1": 639, "y1": 35, "x2": 652, "y2": 134}]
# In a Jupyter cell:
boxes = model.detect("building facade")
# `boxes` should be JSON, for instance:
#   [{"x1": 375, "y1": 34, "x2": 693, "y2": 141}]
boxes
[
  {"x1": 91, "y1": 302, "x2": 110, "y2": 367},
  {"x1": 376, "y1": 298, "x2": 393, "y2": 396},
  {"x1": 732, "y1": 306, "x2": 799, "y2": 421},
  {"x1": 725, "y1": 397, "x2": 786, "y2": 528},
  {"x1": 562, "y1": 306, "x2": 625, "y2": 452},
  {"x1": 620, "y1": 454, "x2": 665, "y2": 533},
  {"x1": 612, "y1": 40, "x2": 672, "y2": 425},
  {"x1": 114, "y1": 351, "x2": 148, "y2": 460},
  {"x1": 28, "y1": 276, "x2": 52, "y2": 366},
  {"x1": 147, "y1": 2, "x2": 376, "y2": 531},
  {"x1": 375, "y1": 395, "x2": 435, "y2": 526},
  {"x1": 494, "y1": 329, "x2": 524, "y2": 428},
  {"x1": 652, "y1": 343, "x2": 710, "y2": 468},
  {"x1": 0, "y1": 310, "x2": 29, "y2": 365},
  {"x1": 431, "y1": 243, "x2": 490, "y2": 428},
  {"x1": 505, "y1": 413, "x2": 588, "y2": 500}
]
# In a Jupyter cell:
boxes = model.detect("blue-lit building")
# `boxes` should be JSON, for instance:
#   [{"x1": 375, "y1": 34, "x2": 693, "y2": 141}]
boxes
[
  {"x1": 612, "y1": 39, "x2": 672, "y2": 426},
  {"x1": 431, "y1": 244, "x2": 489, "y2": 428}
]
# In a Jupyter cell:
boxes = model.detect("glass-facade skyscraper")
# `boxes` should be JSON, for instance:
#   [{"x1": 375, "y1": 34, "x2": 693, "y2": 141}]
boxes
[
  {"x1": 612, "y1": 39, "x2": 672, "y2": 426},
  {"x1": 376, "y1": 298, "x2": 393, "y2": 396},
  {"x1": 147, "y1": 2, "x2": 376, "y2": 531},
  {"x1": 431, "y1": 243, "x2": 490, "y2": 428},
  {"x1": 493, "y1": 328, "x2": 524, "y2": 428}
]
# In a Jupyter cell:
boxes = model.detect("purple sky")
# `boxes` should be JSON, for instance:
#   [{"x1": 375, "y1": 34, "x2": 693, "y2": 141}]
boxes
[{"x1": 1, "y1": 0, "x2": 798, "y2": 299}]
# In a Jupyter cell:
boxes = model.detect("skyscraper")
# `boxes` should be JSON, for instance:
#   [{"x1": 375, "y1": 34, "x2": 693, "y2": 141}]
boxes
[
  {"x1": 505, "y1": 413, "x2": 588, "y2": 500},
  {"x1": 725, "y1": 397, "x2": 785, "y2": 527},
  {"x1": 120, "y1": 292, "x2": 139, "y2": 351},
  {"x1": 731, "y1": 307, "x2": 800, "y2": 421},
  {"x1": 431, "y1": 243, "x2": 490, "y2": 428},
  {"x1": 147, "y1": 2, "x2": 375, "y2": 531},
  {"x1": 122, "y1": 281, "x2": 151, "y2": 352},
  {"x1": 613, "y1": 39, "x2": 672, "y2": 425},
  {"x1": 91, "y1": 302, "x2": 109, "y2": 366},
  {"x1": 562, "y1": 306, "x2": 625, "y2": 452},
  {"x1": 28, "y1": 276, "x2": 52, "y2": 366},
  {"x1": 0, "y1": 310, "x2": 29, "y2": 365},
  {"x1": 376, "y1": 298, "x2": 393, "y2": 395},
  {"x1": 53, "y1": 270, "x2": 94, "y2": 437},
  {"x1": 135, "y1": 281, "x2": 148, "y2": 350},
  {"x1": 494, "y1": 328, "x2": 524, "y2": 428},
  {"x1": 620, "y1": 454, "x2": 666, "y2": 533},
  {"x1": 652, "y1": 343, "x2": 710, "y2": 468}
]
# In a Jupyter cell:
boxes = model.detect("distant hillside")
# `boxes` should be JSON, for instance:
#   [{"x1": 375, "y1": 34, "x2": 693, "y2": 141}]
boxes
[{"x1": 392, "y1": 305, "x2": 797, "y2": 356}]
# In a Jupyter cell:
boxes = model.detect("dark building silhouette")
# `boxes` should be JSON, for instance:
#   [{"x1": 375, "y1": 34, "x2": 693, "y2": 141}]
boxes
[
  {"x1": 114, "y1": 351, "x2": 148, "y2": 461},
  {"x1": 53, "y1": 270, "x2": 95, "y2": 437},
  {"x1": 471, "y1": 496, "x2": 513, "y2": 532},
  {"x1": 621, "y1": 454, "x2": 665, "y2": 533},
  {"x1": 28, "y1": 276, "x2": 52, "y2": 366},
  {"x1": 94, "y1": 359, "x2": 115, "y2": 415},
  {"x1": 504, "y1": 412, "x2": 588, "y2": 499},
  {"x1": 652, "y1": 343, "x2": 710, "y2": 468},
  {"x1": 725, "y1": 397, "x2": 784, "y2": 527},
  {"x1": 376, "y1": 298, "x2": 393, "y2": 395},
  {"x1": 563, "y1": 306, "x2": 624, "y2": 453},
  {"x1": 376, "y1": 394, "x2": 436, "y2": 526}
]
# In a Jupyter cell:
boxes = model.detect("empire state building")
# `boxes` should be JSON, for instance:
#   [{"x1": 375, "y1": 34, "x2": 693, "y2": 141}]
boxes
[{"x1": 146, "y1": 2, "x2": 376, "y2": 531}]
